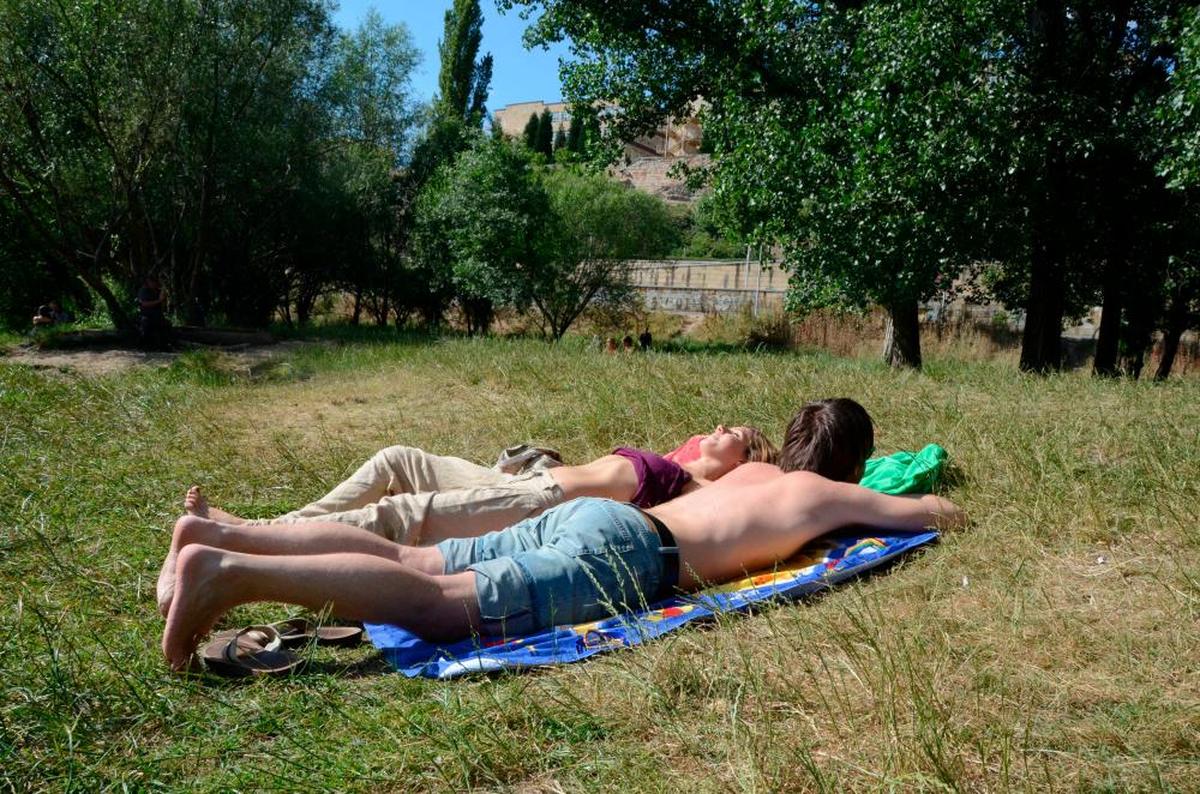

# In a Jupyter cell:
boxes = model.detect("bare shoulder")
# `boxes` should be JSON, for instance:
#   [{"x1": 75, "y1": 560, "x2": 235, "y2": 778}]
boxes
[
  {"x1": 774, "y1": 469, "x2": 840, "y2": 495},
  {"x1": 756, "y1": 470, "x2": 842, "y2": 508},
  {"x1": 712, "y1": 461, "x2": 785, "y2": 487}
]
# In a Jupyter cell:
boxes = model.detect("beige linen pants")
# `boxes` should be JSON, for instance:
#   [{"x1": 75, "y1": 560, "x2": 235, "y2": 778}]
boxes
[{"x1": 245, "y1": 445, "x2": 564, "y2": 544}]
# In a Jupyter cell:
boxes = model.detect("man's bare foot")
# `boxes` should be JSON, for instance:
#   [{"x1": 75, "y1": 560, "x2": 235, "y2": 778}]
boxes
[
  {"x1": 184, "y1": 485, "x2": 246, "y2": 524},
  {"x1": 162, "y1": 544, "x2": 233, "y2": 671},
  {"x1": 156, "y1": 547, "x2": 178, "y2": 618}
]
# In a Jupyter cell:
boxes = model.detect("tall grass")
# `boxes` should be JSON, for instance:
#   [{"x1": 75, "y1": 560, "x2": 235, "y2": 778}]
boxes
[
  {"x1": 687, "y1": 306, "x2": 1199, "y2": 376},
  {"x1": 1, "y1": 334, "x2": 1197, "y2": 790}
]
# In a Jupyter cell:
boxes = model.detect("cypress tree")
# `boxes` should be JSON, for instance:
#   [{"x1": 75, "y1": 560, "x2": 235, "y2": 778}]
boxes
[
  {"x1": 435, "y1": 0, "x2": 492, "y2": 125},
  {"x1": 536, "y1": 108, "x2": 554, "y2": 155},
  {"x1": 553, "y1": 127, "x2": 567, "y2": 151},
  {"x1": 566, "y1": 113, "x2": 584, "y2": 152},
  {"x1": 523, "y1": 112, "x2": 540, "y2": 149}
]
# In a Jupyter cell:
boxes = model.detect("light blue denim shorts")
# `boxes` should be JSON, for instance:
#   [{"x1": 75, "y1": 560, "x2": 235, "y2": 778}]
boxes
[{"x1": 437, "y1": 497, "x2": 666, "y2": 636}]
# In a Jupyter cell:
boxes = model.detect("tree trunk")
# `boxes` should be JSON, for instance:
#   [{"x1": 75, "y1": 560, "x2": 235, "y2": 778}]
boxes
[
  {"x1": 352, "y1": 288, "x2": 362, "y2": 325},
  {"x1": 76, "y1": 265, "x2": 133, "y2": 330},
  {"x1": 1092, "y1": 258, "x2": 1124, "y2": 377},
  {"x1": 464, "y1": 297, "x2": 492, "y2": 336},
  {"x1": 420, "y1": 300, "x2": 442, "y2": 329},
  {"x1": 1020, "y1": 9, "x2": 1066, "y2": 375},
  {"x1": 1019, "y1": 230, "x2": 1065, "y2": 373},
  {"x1": 377, "y1": 293, "x2": 389, "y2": 326},
  {"x1": 1154, "y1": 289, "x2": 1188, "y2": 381},
  {"x1": 881, "y1": 298, "x2": 922, "y2": 369},
  {"x1": 1120, "y1": 293, "x2": 1156, "y2": 380}
]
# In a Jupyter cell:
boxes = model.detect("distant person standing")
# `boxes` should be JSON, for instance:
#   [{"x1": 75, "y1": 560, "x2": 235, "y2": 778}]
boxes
[
  {"x1": 137, "y1": 275, "x2": 171, "y2": 350},
  {"x1": 622, "y1": 335, "x2": 635, "y2": 353},
  {"x1": 604, "y1": 337, "x2": 618, "y2": 354},
  {"x1": 639, "y1": 327, "x2": 652, "y2": 351}
]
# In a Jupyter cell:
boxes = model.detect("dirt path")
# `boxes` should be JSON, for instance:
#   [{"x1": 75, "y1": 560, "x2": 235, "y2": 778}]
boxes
[{"x1": 2, "y1": 341, "x2": 312, "y2": 378}]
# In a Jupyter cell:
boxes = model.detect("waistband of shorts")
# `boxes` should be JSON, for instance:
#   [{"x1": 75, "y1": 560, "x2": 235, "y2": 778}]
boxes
[{"x1": 632, "y1": 506, "x2": 679, "y2": 601}]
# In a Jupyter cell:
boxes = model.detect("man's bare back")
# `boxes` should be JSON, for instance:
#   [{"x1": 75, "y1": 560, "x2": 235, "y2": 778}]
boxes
[{"x1": 647, "y1": 463, "x2": 964, "y2": 588}]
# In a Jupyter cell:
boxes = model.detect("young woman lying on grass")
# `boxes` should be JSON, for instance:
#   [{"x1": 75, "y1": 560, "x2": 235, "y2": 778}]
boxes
[
  {"x1": 160, "y1": 398, "x2": 965, "y2": 671},
  {"x1": 159, "y1": 425, "x2": 777, "y2": 615}
]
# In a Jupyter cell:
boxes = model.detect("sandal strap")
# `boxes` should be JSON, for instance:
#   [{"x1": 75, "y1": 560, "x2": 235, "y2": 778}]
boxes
[{"x1": 223, "y1": 625, "x2": 282, "y2": 663}]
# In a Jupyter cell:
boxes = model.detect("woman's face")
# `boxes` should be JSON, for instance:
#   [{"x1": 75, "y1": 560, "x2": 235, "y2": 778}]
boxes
[{"x1": 698, "y1": 425, "x2": 751, "y2": 471}]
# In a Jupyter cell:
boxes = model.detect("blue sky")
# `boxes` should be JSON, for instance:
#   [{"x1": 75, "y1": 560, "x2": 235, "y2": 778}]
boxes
[{"x1": 330, "y1": 1, "x2": 569, "y2": 111}]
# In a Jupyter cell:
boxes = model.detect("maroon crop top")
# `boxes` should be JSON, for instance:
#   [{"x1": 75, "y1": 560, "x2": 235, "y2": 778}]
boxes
[{"x1": 612, "y1": 447, "x2": 693, "y2": 508}]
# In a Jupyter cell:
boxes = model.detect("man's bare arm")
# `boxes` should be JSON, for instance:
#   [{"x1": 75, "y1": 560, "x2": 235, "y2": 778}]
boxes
[{"x1": 829, "y1": 482, "x2": 966, "y2": 531}]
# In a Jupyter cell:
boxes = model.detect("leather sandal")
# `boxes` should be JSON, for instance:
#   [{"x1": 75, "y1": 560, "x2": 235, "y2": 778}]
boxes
[
  {"x1": 201, "y1": 625, "x2": 302, "y2": 677},
  {"x1": 211, "y1": 618, "x2": 362, "y2": 649},
  {"x1": 271, "y1": 618, "x2": 362, "y2": 648}
]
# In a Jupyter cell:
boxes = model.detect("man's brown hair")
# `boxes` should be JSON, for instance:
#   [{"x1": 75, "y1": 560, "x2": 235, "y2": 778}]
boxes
[{"x1": 778, "y1": 398, "x2": 874, "y2": 482}]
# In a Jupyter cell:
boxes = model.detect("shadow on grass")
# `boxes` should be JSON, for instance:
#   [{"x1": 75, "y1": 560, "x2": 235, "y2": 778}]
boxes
[
  {"x1": 184, "y1": 647, "x2": 394, "y2": 686},
  {"x1": 180, "y1": 543, "x2": 937, "y2": 686},
  {"x1": 939, "y1": 461, "x2": 970, "y2": 490},
  {"x1": 654, "y1": 337, "x2": 802, "y2": 356},
  {"x1": 268, "y1": 322, "x2": 446, "y2": 348}
]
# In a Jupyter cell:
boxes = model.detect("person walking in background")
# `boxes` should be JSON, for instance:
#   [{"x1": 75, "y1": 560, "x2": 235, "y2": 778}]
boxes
[
  {"x1": 137, "y1": 275, "x2": 171, "y2": 350},
  {"x1": 639, "y1": 327, "x2": 652, "y2": 351}
]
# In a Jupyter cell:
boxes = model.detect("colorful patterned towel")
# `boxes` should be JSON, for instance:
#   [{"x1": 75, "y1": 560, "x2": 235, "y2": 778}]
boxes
[{"x1": 367, "y1": 527, "x2": 938, "y2": 679}]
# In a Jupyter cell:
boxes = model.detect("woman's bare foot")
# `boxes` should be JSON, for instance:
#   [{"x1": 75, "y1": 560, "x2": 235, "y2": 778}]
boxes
[
  {"x1": 162, "y1": 544, "x2": 234, "y2": 671},
  {"x1": 184, "y1": 485, "x2": 246, "y2": 524}
]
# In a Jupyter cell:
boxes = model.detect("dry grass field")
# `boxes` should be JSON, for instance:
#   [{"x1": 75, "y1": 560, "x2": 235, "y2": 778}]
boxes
[{"x1": 2, "y1": 330, "x2": 1197, "y2": 791}]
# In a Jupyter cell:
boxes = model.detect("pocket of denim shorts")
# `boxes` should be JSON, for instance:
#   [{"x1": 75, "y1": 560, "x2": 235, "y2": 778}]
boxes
[
  {"x1": 553, "y1": 522, "x2": 636, "y2": 556},
  {"x1": 565, "y1": 548, "x2": 658, "y2": 619}
]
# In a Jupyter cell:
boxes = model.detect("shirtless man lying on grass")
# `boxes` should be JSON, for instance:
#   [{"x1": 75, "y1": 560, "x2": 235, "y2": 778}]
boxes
[{"x1": 161, "y1": 399, "x2": 965, "y2": 670}]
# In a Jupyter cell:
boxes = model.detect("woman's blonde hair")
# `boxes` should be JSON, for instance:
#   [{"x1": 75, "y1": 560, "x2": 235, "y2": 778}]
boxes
[{"x1": 741, "y1": 426, "x2": 778, "y2": 465}]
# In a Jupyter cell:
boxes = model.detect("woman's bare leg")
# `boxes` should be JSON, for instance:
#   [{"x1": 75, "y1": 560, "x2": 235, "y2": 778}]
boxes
[
  {"x1": 162, "y1": 544, "x2": 479, "y2": 670},
  {"x1": 156, "y1": 515, "x2": 445, "y2": 617}
]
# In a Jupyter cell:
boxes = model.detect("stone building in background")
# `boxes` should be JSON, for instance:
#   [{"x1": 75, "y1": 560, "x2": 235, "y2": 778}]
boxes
[{"x1": 491, "y1": 99, "x2": 707, "y2": 203}]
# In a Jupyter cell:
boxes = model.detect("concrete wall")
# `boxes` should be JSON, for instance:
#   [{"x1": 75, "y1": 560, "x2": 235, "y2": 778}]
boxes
[{"x1": 628, "y1": 259, "x2": 787, "y2": 313}]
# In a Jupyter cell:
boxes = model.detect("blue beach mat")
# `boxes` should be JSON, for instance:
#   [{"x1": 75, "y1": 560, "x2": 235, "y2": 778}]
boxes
[
  {"x1": 367, "y1": 527, "x2": 938, "y2": 679},
  {"x1": 367, "y1": 445, "x2": 949, "y2": 678}
]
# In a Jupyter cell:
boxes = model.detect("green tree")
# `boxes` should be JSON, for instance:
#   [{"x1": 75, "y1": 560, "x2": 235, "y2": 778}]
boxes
[
  {"x1": 996, "y1": 2, "x2": 1182, "y2": 374},
  {"x1": 413, "y1": 135, "x2": 549, "y2": 335},
  {"x1": 504, "y1": 0, "x2": 1005, "y2": 367},
  {"x1": 435, "y1": 0, "x2": 493, "y2": 125},
  {"x1": 0, "y1": 0, "x2": 193, "y2": 327},
  {"x1": 0, "y1": 0, "x2": 341, "y2": 329},
  {"x1": 325, "y1": 11, "x2": 421, "y2": 326},
  {"x1": 536, "y1": 108, "x2": 554, "y2": 157},
  {"x1": 531, "y1": 169, "x2": 675, "y2": 339},
  {"x1": 1154, "y1": 6, "x2": 1200, "y2": 379},
  {"x1": 504, "y1": 0, "x2": 1196, "y2": 373},
  {"x1": 566, "y1": 113, "x2": 584, "y2": 153},
  {"x1": 554, "y1": 127, "x2": 567, "y2": 151},
  {"x1": 402, "y1": 0, "x2": 495, "y2": 326},
  {"x1": 523, "y1": 112, "x2": 541, "y2": 149}
]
